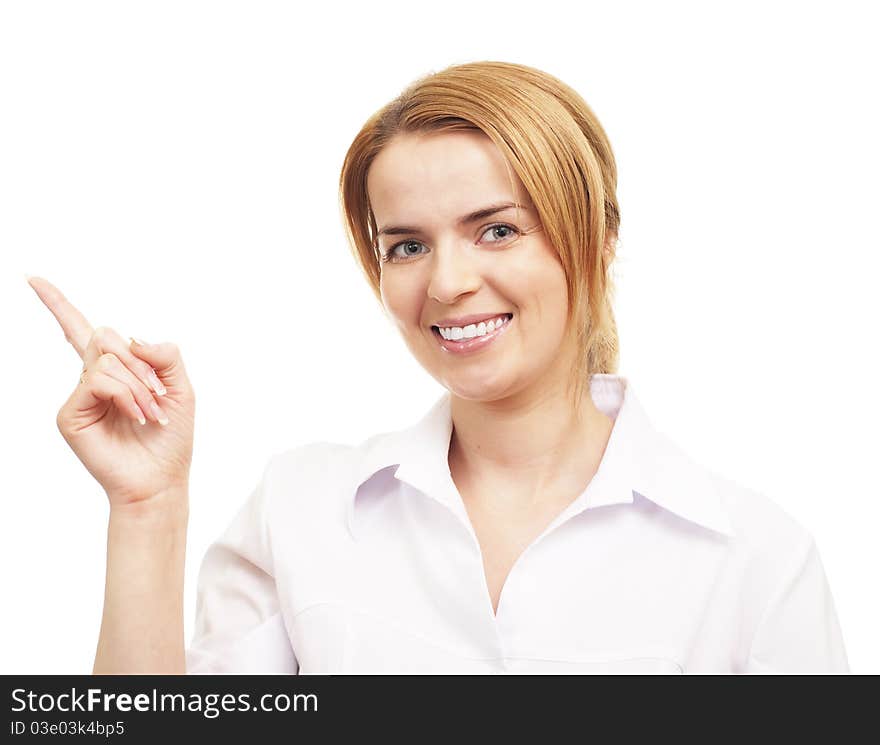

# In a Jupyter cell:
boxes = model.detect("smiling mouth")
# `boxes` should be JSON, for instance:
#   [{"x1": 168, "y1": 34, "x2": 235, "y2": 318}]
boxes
[
  {"x1": 428, "y1": 313, "x2": 515, "y2": 356},
  {"x1": 431, "y1": 313, "x2": 513, "y2": 339}
]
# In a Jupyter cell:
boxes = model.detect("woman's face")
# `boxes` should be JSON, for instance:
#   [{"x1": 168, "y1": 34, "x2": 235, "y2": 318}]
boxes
[{"x1": 368, "y1": 130, "x2": 576, "y2": 402}]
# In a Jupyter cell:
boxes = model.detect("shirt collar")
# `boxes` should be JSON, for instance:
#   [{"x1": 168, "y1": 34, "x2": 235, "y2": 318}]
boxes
[{"x1": 346, "y1": 374, "x2": 734, "y2": 540}]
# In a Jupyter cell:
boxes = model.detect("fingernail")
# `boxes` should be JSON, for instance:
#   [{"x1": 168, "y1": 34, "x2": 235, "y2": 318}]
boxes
[
  {"x1": 148, "y1": 370, "x2": 167, "y2": 396},
  {"x1": 130, "y1": 336, "x2": 149, "y2": 347},
  {"x1": 150, "y1": 401, "x2": 169, "y2": 425}
]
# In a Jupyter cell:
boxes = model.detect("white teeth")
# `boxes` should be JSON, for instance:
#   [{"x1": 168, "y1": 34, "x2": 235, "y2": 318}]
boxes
[{"x1": 437, "y1": 314, "x2": 510, "y2": 341}]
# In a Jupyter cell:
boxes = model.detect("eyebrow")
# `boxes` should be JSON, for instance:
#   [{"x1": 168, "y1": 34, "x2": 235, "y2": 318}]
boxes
[{"x1": 375, "y1": 202, "x2": 528, "y2": 238}]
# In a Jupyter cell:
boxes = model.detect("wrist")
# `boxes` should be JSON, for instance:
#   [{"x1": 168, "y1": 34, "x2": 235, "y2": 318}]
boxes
[{"x1": 109, "y1": 487, "x2": 189, "y2": 524}]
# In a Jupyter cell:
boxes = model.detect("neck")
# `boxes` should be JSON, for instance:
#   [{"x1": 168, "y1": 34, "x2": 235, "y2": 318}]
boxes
[{"x1": 447, "y1": 376, "x2": 614, "y2": 512}]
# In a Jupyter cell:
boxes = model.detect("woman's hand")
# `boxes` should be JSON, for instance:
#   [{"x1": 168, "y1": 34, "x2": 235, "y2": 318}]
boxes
[{"x1": 27, "y1": 276, "x2": 196, "y2": 509}]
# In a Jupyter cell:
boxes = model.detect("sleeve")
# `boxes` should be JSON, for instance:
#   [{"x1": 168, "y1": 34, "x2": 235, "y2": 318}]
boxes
[
  {"x1": 185, "y1": 454, "x2": 299, "y2": 674},
  {"x1": 745, "y1": 532, "x2": 849, "y2": 674}
]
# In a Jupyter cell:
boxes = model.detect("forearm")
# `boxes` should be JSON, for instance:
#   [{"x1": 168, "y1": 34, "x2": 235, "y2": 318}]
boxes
[{"x1": 92, "y1": 490, "x2": 189, "y2": 674}]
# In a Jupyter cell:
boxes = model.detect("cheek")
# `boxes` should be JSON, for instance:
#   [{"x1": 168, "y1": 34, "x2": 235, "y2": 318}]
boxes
[
  {"x1": 502, "y1": 252, "x2": 569, "y2": 325},
  {"x1": 380, "y1": 276, "x2": 422, "y2": 329}
]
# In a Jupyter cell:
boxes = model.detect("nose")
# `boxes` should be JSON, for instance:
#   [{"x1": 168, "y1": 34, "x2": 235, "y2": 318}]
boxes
[{"x1": 427, "y1": 241, "x2": 482, "y2": 305}]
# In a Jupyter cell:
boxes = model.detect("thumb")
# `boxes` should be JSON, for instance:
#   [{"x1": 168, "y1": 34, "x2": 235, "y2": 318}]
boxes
[{"x1": 129, "y1": 337, "x2": 190, "y2": 393}]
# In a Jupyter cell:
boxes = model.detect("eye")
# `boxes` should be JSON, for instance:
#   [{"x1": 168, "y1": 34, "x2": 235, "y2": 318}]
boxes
[
  {"x1": 383, "y1": 240, "x2": 428, "y2": 263},
  {"x1": 482, "y1": 224, "x2": 518, "y2": 243},
  {"x1": 381, "y1": 223, "x2": 520, "y2": 263}
]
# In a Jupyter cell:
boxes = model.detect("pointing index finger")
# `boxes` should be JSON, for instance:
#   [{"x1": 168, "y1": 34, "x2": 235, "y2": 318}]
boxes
[{"x1": 26, "y1": 276, "x2": 95, "y2": 359}]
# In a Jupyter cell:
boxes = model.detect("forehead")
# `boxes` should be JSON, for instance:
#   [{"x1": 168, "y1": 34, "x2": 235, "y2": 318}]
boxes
[{"x1": 367, "y1": 130, "x2": 528, "y2": 223}]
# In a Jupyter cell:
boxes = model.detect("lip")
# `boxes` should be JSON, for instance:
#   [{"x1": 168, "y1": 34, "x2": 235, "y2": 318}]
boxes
[
  {"x1": 431, "y1": 313, "x2": 514, "y2": 356},
  {"x1": 431, "y1": 311, "x2": 512, "y2": 328}
]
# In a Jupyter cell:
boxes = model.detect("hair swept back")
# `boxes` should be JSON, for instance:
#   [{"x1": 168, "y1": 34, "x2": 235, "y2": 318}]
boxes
[{"x1": 338, "y1": 60, "x2": 621, "y2": 409}]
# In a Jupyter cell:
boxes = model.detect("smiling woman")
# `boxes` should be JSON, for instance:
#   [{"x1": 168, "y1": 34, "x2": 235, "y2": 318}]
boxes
[{"x1": 31, "y1": 60, "x2": 848, "y2": 676}]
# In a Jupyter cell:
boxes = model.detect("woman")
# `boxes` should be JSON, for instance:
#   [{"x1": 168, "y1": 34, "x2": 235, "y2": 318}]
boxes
[{"x1": 29, "y1": 60, "x2": 849, "y2": 674}]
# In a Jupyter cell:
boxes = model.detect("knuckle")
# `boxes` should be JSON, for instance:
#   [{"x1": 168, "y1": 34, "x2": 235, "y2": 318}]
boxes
[{"x1": 97, "y1": 352, "x2": 117, "y2": 371}]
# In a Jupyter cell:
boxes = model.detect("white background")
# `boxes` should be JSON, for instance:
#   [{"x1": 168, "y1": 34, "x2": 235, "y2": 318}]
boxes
[{"x1": 2, "y1": 0, "x2": 877, "y2": 674}]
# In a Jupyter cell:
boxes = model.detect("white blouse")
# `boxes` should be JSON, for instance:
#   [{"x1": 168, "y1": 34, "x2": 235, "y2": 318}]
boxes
[{"x1": 185, "y1": 374, "x2": 849, "y2": 674}]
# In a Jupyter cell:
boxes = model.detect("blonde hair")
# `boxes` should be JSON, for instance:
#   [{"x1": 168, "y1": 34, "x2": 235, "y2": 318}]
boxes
[{"x1": 339, "y1": 60, "x2": 620, "y2": 409}]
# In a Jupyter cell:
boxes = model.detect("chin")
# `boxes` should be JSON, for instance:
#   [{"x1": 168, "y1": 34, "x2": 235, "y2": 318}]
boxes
[{"x1": 442, "y1": 373, "x2": 514, "y2": 403}]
